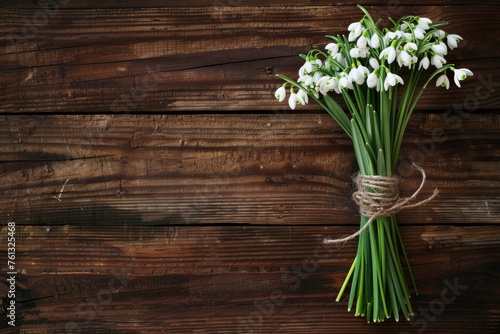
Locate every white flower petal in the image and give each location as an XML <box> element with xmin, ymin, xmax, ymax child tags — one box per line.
<box><xmin>446</xmin><ymin>34</ymin><xmax>463</xmax><ymax>50</ymax></box>
<box><xmin>453</xmin><ymin>68</ymin><xmax>473</xmax><ymax>87</ymax></box>
<box><xmin>413</xmin><ymin>27</ymin><xmax>425</xmax><ymax>40</ymax></box>
<box><xmin>431</xmin><ymin>41</ymin><xmax>448</xmax><ymax>56</ymax></box>
<box><xmin>436</xmin><ymin>74</ymin><xmax>450</xmax><ymax>89</ymax></box>
<box><xmin>370</xmin><ymin>34</ymin><xmax>380</xmax><ymax>48</ymax></box>
<box><xmin>274</xmin><ymin>86</ymin><xmax>286</xmax><ymax>102</ymax></box>
<box><xmin>369</xmin><ymin>57</ymin><xmax>380</xmax><ymax>70</ymax></box>
<box><xmin>431</xmin><ymin>54</ymin><xmax>446</xmax><ymax>69</ymax></box>
<box><xmin>367</xmin><ymin>72</ymin><xmax>378</xmax><ymax>88</ymax></box>
<box><xmin>325</xmin><ymin>43</ymin><xmax>339</xmax><ymax>55</ymax></box>
<box><xmin>379</xmin><ymin>46</ymin><xmax>396</xmax><ymax>64</ymax></box>
<box><xmin>417</xmin><ymin>17</ymin><xmax>432</xmax><ymax>30</ymax></box>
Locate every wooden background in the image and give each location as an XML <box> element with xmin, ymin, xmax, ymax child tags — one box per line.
<box><xmin>1</xmin><ymin>1</ymin><xmax>499</xmax><ymax>333</ymax></box>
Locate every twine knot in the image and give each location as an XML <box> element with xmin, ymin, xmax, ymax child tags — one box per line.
<box><xmin>324</xmin><ymin>163</ymin><xmax>438</xmax><ymax>244</ymax></box>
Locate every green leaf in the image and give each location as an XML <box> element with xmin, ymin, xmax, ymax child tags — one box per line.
<box><xmin>323</xmin><ymin>94</ymin><xmax>352</xmax><ymax>138</ymax></box>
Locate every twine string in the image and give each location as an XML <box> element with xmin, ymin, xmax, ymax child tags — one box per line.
<box><xmin>323</xmin><ymin>163</ymin><xmax>438</xmax><ymax>244</ymax></box>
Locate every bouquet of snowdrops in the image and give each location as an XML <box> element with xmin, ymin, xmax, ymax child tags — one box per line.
<box><xmin>274</xmin><ymin>5</ymin><xmax>472</xmax><ymax>323</ymax></box>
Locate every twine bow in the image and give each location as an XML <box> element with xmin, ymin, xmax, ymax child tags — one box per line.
<box><xmin>324</xmin><ymin>163</ymin><xmax>438</xmax><ymax>244</ymax></box>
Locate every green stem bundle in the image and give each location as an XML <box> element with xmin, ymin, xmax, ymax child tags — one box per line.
<box><xmin>275</xmin><ymin>5</ymin><xmax>472</xmax><ymax>323</ymax></box>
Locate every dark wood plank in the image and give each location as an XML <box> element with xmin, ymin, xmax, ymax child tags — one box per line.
<box><xmin>1</xmin><ymin>114</ymin><xmax>499</xmax><ymax>226</ymax></box>
<box><xmin>1</xmin><ymin>224</ymin><xmax>498</xmax><ymax>333</ymax></box>
<box><xmin>0</xmin><ymin>5</ymin><xmax>498</xmax><ymax>112</ymax></box>
<box><xmin>1</xmin><ymin>0</ymin><xmax>498</xmax><ymax>8</ymax></box>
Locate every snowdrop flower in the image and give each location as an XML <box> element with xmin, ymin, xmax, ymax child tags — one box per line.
<box><xmin>311</xmin><ymin>58</ymin><xmax>323</xmax><ymax>68</ymax></box>
<box><xmin>357</xmin><ymin>35</ymin><xmax>368</xmax><ymax>49</ymax></box>
<box><xmin>326</xmin><ymin>43</ymin><xmax>339</xmax><ymax>55</ymax></box>
<box><xmin>369</xmin><ymin>57</ymin><xmax>380</xmax><ymax>70</ymax></box>
<box><xmin>419</xmin><ymin>56</ymin><xmax>430</xmax><ymax>70</ymax></box>
<box><xmin>436</xmin><ymin>74</ymin><xmax>450</xmax><ymax>89</ymax></box>
<box><xmin>312</xmin><ymin>72</ymin><xmax>323</xmax><ymax>86</ymax></box>
<box><xmin>417</xmin><ymin>17</ymin><xmax>432</xmax><ymax>31</ymax></box>
<box><xmin>434</xmin><ymin>29</ymin><xmax>446</xmax><ymax>39</ymax></box>
<box><xmin>324</xmin><ymin>60</ymin><xmax>332</xmax><ymax>71</ymax></box>
<box><xmin>298</xmin><ymin>63</ymin><xmax>309</xmax><ymax>77</ymax></box>
<box><xmin>348</xmin><ymin>21</ymin><xmax>364</xmax><ymax>42</ymax></box>
<box><xmin>288</xmin><ymin>89</ymin><xmax>305</xmax><ymax>110</ymax></box>
<box><xmin>316</xmin><ymin>76</ymin><xmax>329</xmax><ymax>93</ymax></box>
<box><xmin>350</xmin><ymin>47</ymin><xmax>370</xmax><ymax>59</ymax></box>
<box><xmin>303</xmin><ymin>61</ymin><xmax>314</xmax><ymax>74</ymax></box>
<box><xmin>397</xmin><ymin>50</ymin><xmax>413</xmax><ymax>67</ymax></box>
<box><xmin>379</xmin><ymin>45</ymin><xmax>397</xmax><ymax>64</ymax></box>
<box><xmin>403</xmin><ymin>32</ymin><xmax>413</xmax><ymax>40</ymax></box>
<box><xmin>357</xmin><ymin>64</ymin><xmax>370</xmax><ymax>78</ymax></box>
<box><xmin>317</xmin><ymin>76</ymin><xmax>339</xmax><ymax>95</ymax></box>
<box><xmin>413</xmin><ymin>27</ymin><xmax>425</xmax><ymax>40</ymax></box>
<box><xmin>349</xmin><ymin>67</ymin><xmax>365</xmax><ymax>85</ymax></box>
<box><xmin>297</xmin><ymin>89</ymin><xmax>309</xmax><ymax>104</ymax></box>
<box><xmin>339</xmin><ymin>74</ymin><xmax>353</xmax><ymax>90</ymax></box>
<box><xmin>446</xmin><ymin>34</ymin><xmax>463</xmax><ymax>50</ymax></box>
<box><xmin>453</xmin><ymin>68</ymin><xmax>473</xmax><ymax>87</ymax></box>
<box><xmin>384</xmin><ymin>72</ymin><xmax>404</xmax><ymax>91</ymax></box>
<box><xmin>384</xmin><ymin>31</ymin><xmax>398</xmax><ymax>43</ymax></box>
<box><xmin>333</xmin><ymin>53</ymin><xmax>347</xmax><ymax>68</ymax></box>
<box><xmin>274</xmin><ymin>86</ymin><xmax>286</xmax><ymax>102</ymax></box>
<box><xmin>367</xmin><ymin>72</ymin><xmax>378</xmax><ymax>88</ymax></box>
<box><xmin>350</xmin><ymin>48</ymin><xmax>362</xmax><ymax>58</ymax></box>
<box><xmin>369</xmin><ymin>34</ymin><xmax>380</xmax><ymax>48</ymax></box>
<box><xmin>298</xmin><ymin>74</ymin><xmax>313</xmax><ymax>87</ymax></box>
<box><xmin>404</xmin><ymin>42</ymin><xmax>418</xmax><ymax>53</ymax></box>
<box><xmin>431</xmin><ymin>54</ymin><xmax>446</xmax><ymax>68</ymax></box>
<box><xmin>431</xmin><ymin>41</ymin><xmax>448</xmax><ymax>56</ymax></box>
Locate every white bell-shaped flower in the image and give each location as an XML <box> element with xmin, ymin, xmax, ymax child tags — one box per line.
<box><xmin>436</xmin><ymin>74</ymin><xmax>450</xmax><ymax>89</ymax></box>
<box><xmin>297</xmin><ymin>89</ymin><xmax>309</xmax><ymax>104</ymax></box>
<box><xmin>431</xmin><ymin>41</ymin><xmax>448</xmax><ymax>56</ymax></box>
<box><xmin>298</xmin><ymin>74</ymin><xmax>313</xmax><ymax>87</ymax></box>
<box><xmin>312</xmin><ymin>72</ymin><xmax>323</xmax><ymax>86</ymax></box>
<box><xmin>404</xmin><ymin>42</ymin><xmax>418</xmax><ymax>53</ymax></box>
<box><xmin>349</xmin><ymin>67</ymin><xmax>365</xmax><ymax>85</ymax></box>
<box><xmin>384</xmin><ymin>72</ymin><xmax>404</xmax><ymax>91</ymax></box>
<box><xmin>417</xmin><ymin>17</ymin><xmax>432</xmax><ymax>30</ymax></box>
<box><xmin>369</xmin><ymin>34</ymin><xmax>380</xmax><ymax>48</ymax></box>
<box><xmin>367</xmin><ymin>72</ymin><xmax>378</xmax><ymax>88</ymax></box>
<box><xmin>288</xmin><ymin>90</ymin><xmax>305</xmax><ymax>110</ymax></box>
<box><xmin>434</xmin><ymin>29</ymin><xmax>446</xmax><ymax>39</ymax></box>
<box><xmin>413</xmin><ymin>27</ymin><xmax>425</xmax><ymax>40</ymax></box>
<box><xmin>357</xmin><ymin>64</ymin><xmax>370</xmax><ymax>78</ymax></box>
<box><xmin>338</xmin><ymin>73</ymin><xmax>353</xmax><ymax>90</ymax></box>
<box><xmin>419</xmin><ymin>56</ymin><xmax>430</xmax><ymax>70</ymax></box>
<box><xmin>325</xmin><ymin>43</ymin><xmax>339</xmax><ymax>55</ymax></box>
<box><xmin>397</xmin><ymin>50</ymin><xmax>413</xmax><ymax>68</ymax></box>
<box><xmin>379</xmin><ymin>45</ymin><xmax>397</xmax><ymax>64</ymax></box>
<box><xmin>350</xmin><ymin>48</ymin><xmax>361</xmax><ymax>58</ymax></box>
<box><xmin>357</xmin><ymin>35</ymin><xmax>368</xmax><ymax>49</ymax></box>
<box><xmin>274</xmin><ymin>86</ymin><xmax>286</xmax><ymax>102</ymax></box>
<box><xmin>318</xmin><ymin>76</ymin><xmax>339</xmax><ymax>95</ymax></box>
<box><xmin>369</xmin><ymin>57</ymin><xmax>380</xmax><ymax>70</ymax></box>
<box><xmin>304</xmin><ymin>60</ymin><xmax>314</xmax><ymax>73</ymax></box>
<box><xmin>348</xmin><ymin>21</ymin><xmax>364</xmax><ymax>42</ymax></box>
<box><xmin>446</xmin><ymin>34</ymin><xmax>463</xmax><ymax>50</ymax></box>
<box><xmin>453</xmin><ymin>68</ymin><xmax>473</xmax><ymax>87</ymax></box>
<box><xmin>431</xmin><ymin>54</ymin><xmax>447</xmax><ymax>69</ymax></box>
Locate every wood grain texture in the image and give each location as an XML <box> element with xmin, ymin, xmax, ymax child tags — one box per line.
<box><xmin>1</xmin><ymin>114</ymin><xmax>499</xmax><ymax>226</ymax></box>
<box><xmin>0</xmin><ymin>225</ymin><xmax>499</xmax><ymax>333</ymax></box>
<box><xmin>0</xmin><ymin>1</ymin><xmax>499</xmax><ymax>333</ymax></box>
<box><xmin>1</xmin><ymin>0</ymin><xmax>499</xmax><ymax>8</ymax></box>
<box><xmin>1</xmin><ymin>4</ymin><xmax>499</xmax><ymax>112</ymax></box>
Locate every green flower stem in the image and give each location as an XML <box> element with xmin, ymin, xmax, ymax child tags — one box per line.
<box><xmin>336</xmin><ymin>254</ymin><xmax>358</xmax><ymax>302</ymax></box>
